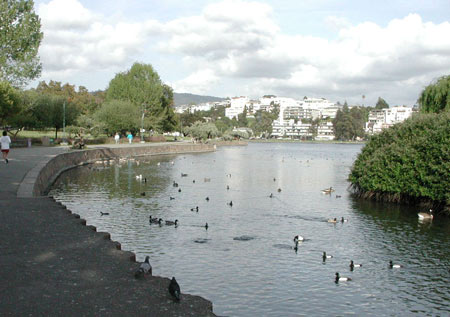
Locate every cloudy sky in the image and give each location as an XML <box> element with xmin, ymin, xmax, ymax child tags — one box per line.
<box><xmin>32</xmin><ymin>0</ymin><xmax>450</xmax><ymax>106</ymax></box>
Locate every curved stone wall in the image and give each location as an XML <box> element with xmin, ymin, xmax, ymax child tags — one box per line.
<box><xmin>32</xmin><ymin>143</ymin><xmax>215</xmax><ymax>197</ymax></box>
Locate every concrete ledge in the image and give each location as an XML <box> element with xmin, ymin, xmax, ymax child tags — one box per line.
<box><xmin>20</xmin><ymin>143</ymin><xmax>215</xmax><ymax>198</ymax></box>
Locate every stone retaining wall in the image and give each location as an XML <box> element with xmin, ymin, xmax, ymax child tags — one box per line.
<box><xmin>33</xmin><ymin>143</ymin><xmax>215</xmax><ymax>196</ymax></box>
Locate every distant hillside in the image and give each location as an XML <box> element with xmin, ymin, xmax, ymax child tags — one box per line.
<box><xmin>173</xmin><ymin>92</ymin><xmax>226</xmax><ymax>106</ymax></box>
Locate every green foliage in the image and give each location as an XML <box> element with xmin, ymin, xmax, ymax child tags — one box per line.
<box><xmin>0</xmin><ymin>0</ymin><xmax>43</xmax><ymax>87</ymax></box>
<box><xmin>94</xmin><ymin>100</ymin><xmax>140</xmax><ymax>136</ymax></box>
<box><xmin>375</xmin><ymin>97</ymin><xmax>389</xmax><ymax>110</ymax></box>
<box><xmin>184</xmin><ymin>121</ymin><xmax>219</xmax><ymax>140</ymax></box>
<box><xmin>30</xmin><ymin>94</ymin><xmax>78</xmax><ymax>138</ymax></box>
<box><xmin>0</xmin><ymin>81</ymin><xmax>20</xmax><ymax>125</ymax></box>
<box><xmin>105</xmin><ymin>63</ymin><xmax>176</xmax><ymax>132</ymax></box>
<box><xmin>349</xmin><ymin>112</ymin><xmax>450</xmax><ymax>211</ymax></box>
<box><xmin>35</xmin><ymin>80</ymin><xmax>100</xmax><ymax>115</ymax></box>
<box><xmin>333</xmin><ymin>106</ymin><xmax>367</xmax><ymax>141</ymax></box>
<box><xmin>418</xmin><ymin>75</ymin><xmax>450</xmax><ymax>113</ymax></box>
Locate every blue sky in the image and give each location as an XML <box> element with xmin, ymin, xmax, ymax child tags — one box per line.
<box><xmin>33</xmin><ymin>0</ymin><xmax>450</xmax><ymax>106</ymax></box>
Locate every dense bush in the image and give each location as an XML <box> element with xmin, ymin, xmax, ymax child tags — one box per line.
<box><xmin>349</xmin><ymin>111</ymin><xmax>450</xmax><ymax>214</ymax></box>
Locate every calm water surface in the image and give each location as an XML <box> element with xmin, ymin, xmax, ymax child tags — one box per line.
<box><xmin>49</xmin><ymin>143</ymin><xmax>450</xmax><ymax>316</ymax></box>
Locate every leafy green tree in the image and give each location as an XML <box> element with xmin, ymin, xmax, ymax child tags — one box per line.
<box><xmin>31</xmin><ymin>94</ymin><xmax>79</xmax><ymax>138</ymax></box>
<box><xmin>35</xmin><ymin>80</ymin><xmax>99</xmax><ymax>115</ymax></box>
<box><xmin>250</xmin><ymin>109</ymin><xmax>277</xmax><ymax>137</ymax></box>
<box><xmin>237</xmin><ymin>106</ymin><xmax>248</xmax><ymax>127</ymax></box>
<box><xmin>106</xmin><ymin>63</ymin><xmax>175</xmax><ymax>133</ymax></box>
<box><xmin>179</xmin><ymin>112</ymin><xmax>205</xmax><ymax>130</ymax></box>
<box><xmin>94</xmin><ymin>100</ymin><xmax>140</xmax><ymax>136</ymax></box>
<box><xmin>418</xmin><ymin>75</ymin><xmax>450</xmax><ymax>113</ymax></box>
<box><xmin>184</xmin><ymin>121</ymin><xmax>219</xmax><ymax>140</ymax></box>
<box><xmin>0</xmin><ymin>81</ymin><xmax>20</xmax><ymax>125</ymax></box>
<box><xmin>0</xmin><ymin>0</ymin><xmax>43</xmax><ymax>87</ymax></box>
<box><xmin>375</xmin><ymin>97</ymin><xmax>389</xmax><ymax>110</ymax></box>
<box><xmin>333</xmin><ymin>106</ymin><xmax>366</xmax><ymax>140</ymax></box>
<box><xmin>349</xmin><ymin>111</ymin><xmax>450</xmax><ymax>213</ymax></box>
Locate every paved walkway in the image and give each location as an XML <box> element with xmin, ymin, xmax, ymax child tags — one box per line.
<box><xmin>0</xmin><ymin>144</ymin><xmax>215</xmax><ymax>316</ymax></box>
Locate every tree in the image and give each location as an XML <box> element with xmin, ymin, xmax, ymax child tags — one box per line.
<box><xmin>95</xmin><ymin>100</ymin><xmax>140</xmax><ymax>136</ymax></box>
<box><xmin>34</xmin><ymin>80</ymin><xmax>100</xmax><ymax>115</ymax></box>
<box><xmin>106</xmin><ymin>63</ymin><xmax>176</xmax><ymax>133</ymax></box>
<box><xmin>237</xmin><ymin>106</ymin><xmax>248</xmax><ymax>127</ymax></box>
<box><xmin>31</xmin><ymin>94</ymin><xmax>79</xmax><ymax>138</ymax></box>
<box><xmin>184</xmin><ymin>121</ymin><xmax>219</xmax><ymax>140</ymax></box>
<box><xmin>250</xmin><ymin>109</ymin><xmax>277</xmax><ymax>137</ymax></box>
<box><xmin>375</xmin><ymin>97</ymin><xmax>389</xmax><ymax>110</ymax></box>
<box><xmin>0</xmin><ymin>81</ymin><xmax>20</xmax><ymax>125</ymax></box>
<box><xmin>333</xmin><ymin>106</ymin><xmax>366</xmax><ymax>140</ymax></box>
<box><xmin>0</xmin><ymin>0</ymin><xmax>43</xmax><ymax>87</ymax></box>
<box><xmin>418</xmin><ymin>75</ymin><xmax>450</xmax><ymax>113</ymax></box>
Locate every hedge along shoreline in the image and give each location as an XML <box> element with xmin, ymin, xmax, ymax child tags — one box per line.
<box><xmin>348</xmin><ymin>111</ymin><xmax>450</xmax><ymax>215</ymax></box>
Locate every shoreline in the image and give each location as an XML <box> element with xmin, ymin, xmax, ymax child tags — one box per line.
<box><xmin>0</xmin><ymin>143</ymin><xmax>216</xmax><ymax>316</ymax></box>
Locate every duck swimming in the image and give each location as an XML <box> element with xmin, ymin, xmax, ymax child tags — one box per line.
<box><xmin>389</xmin><ymin>261</ymin><xmax>402</xmax><ymax>268</ymax></box>
<box><xmin>327</xmin><ymin>218</ymin><xmax>337</xmax><ymax>223</ymax></box>
<box><xmin>205</xmin><ymin>222</ymin><xmax>209</xmax><ymax>230</ymax></box>
<box><xmin>100</xmin><ymin>212</ymin><xmax>109</xmax><ymax>216</ymax></box>
<box><xmin>165</xmin><ymin>219</ymin><xmax>178</xmax><ymax>226</ymax></box>
<box><xmin>227</xmin><ymin>201</ymin><xmax>233</xmax><ymax>207</ymax></box>
<box><xmin>323</xmin><ymin>252</ymin><xmax>333</xmax><ymax>261</ymax></box>
<box><xmin>321</xmin><ymin>187</ymin><xmax>335</xmax><ymax>194</ymax></box>
<box><xmin>335</xmin><ymin>272</ymin><xmax>352</xmax><ymax>283</ymax></box>
<box><xmin>350</xmin><ymin>260</ymin><xmax>362</xmax><ymax>270</ymax></box>
<box><xmin>418</xmin><ymin>209</ymin><xmax>433</xmax><ymax>220</ymax></box>
<box><xmin>341</xmin><ymin>217</ymin><xmax>348</xmax><ymax>223</ymax></box>
<box><xmin>293</xmin><ymin>235</ymin><xmax>304</xmax><ymax>243</ymax></box>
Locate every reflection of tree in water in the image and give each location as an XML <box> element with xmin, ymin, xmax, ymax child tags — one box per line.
<box><xmin>50</xmin><ymin>155</ymin><xmax>176</xmax><ymax>202</ymax></box>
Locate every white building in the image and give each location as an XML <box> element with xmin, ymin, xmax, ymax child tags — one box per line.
<box><xmin>315</xmin><ymin>122</ymin><xmax>335</xmax><ymax>141</ymax></box>
<box><xmin>225</xmin><ymin>97</ymin><xmax>249</xmax><ymax>119</ymax></box>
<box><xmin>365</xmin><ymin>106</ymin><xmax>414</xmax><ymax>134</ymax></box>
<box><xmin>272</xmin><ymin>119</ymin><xmax>313</xmax><ymax>139</ymax></box>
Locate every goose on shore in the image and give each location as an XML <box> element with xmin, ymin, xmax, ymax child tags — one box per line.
<box><xmin>418</xmin><ymin>209</ymin><xmax>433</xmax><ymax>220</ymax></box>
<box><xmin>335</xmin><ymin>272</ymin><xmax>351</xmax><ymax>282</ymax></box>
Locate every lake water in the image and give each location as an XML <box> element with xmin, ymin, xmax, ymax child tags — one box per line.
<box><xmin>49</xmin><ymin>142</ymin><xmax>450</xmax><ymax>316</ymax></box>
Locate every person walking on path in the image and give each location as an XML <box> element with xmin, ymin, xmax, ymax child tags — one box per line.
<box><xmin>127</xmin><ymin>132</ymin><xmax>133</xmax><ymax>144</ymax></box>
<box><xmin>1</xmin><ymin>131</ymin><xmax>11</xmax><ymax>163</ymax></box>
<box><xmin>114</xmin><ymin>132</ymin><xmax>120</xmax><ymax>144</ymax></box>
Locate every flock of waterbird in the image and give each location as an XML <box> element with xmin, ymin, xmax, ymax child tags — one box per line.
<box><xmin>99</xmin><ymin>157</ymin><xmax>435</xmax><ymax>298</ymax></box>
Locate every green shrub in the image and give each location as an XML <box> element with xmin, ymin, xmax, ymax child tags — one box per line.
<box><xmin>349</xmin><ymin>111</ymin><xmax>450</xmax><ymax>214</ymax></box>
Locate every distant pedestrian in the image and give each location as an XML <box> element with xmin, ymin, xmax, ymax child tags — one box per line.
<box><xmin>127</xmin><ymin>132</ymin><xmax>133</xmax><ymax>144</ymax></box>
<box><xmin>114</xmin><ymin>132</ymin><xmax>120</xmax><ymax>144</ymax></box>
<box><xmin>1</xmin><ymin>131</ymin><xmax>11</xmax><ymax>164</ymax></box>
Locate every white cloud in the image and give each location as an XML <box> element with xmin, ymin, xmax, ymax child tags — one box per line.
<box><xmin>172</xmin><ymin>69</ymin><xmax>219</xmax><ymax>94</ymax></box>
<box><xmin>35</xmin><ymin>0</ymin><xmax>450</xmax><ymax>105</ymax></box>
<box><xmin>37</xmin><ymin>0</ymin><xmax>162</xmax><ymax>80</ymax></box>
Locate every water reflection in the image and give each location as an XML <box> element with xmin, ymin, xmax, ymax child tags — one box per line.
<box><xmin>50</xmin><ymin>143</ymin><xmax>450</xmax><ymax>316</ymax></box>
